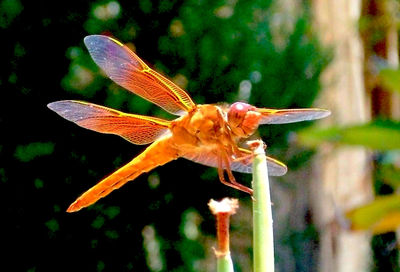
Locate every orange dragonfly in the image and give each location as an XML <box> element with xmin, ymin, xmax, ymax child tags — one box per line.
<box><xmin>48</xmin><ymin>35</ymin><xmax>330</xmax><ymax>212</ymax></box>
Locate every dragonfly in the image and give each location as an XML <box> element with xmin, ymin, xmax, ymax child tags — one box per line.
<box><xmin>48</xmin><ymin>35</ymin><xmax>330</xmax><ymax>212</ymax></box>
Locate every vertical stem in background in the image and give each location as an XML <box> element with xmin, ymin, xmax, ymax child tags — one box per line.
<box><xmin>250</xmin><ymin>140</ymin><xmax>274</xmax><ymax>272</ymax></box>
<box><xmin>209</xmin><ymin>198</ymin><xmax>238</xmax><ymax>272</ymax></box>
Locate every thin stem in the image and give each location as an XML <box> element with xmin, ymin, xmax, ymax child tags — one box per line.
<box><xmin>209</xmin><ymin>198</ymin><xmax>238</xmax><ymax>272</ymax></box>
<box><xmin>250</xmin><ymin>140</ymin><xmax>274</xmax><ymax>272</ymax></box>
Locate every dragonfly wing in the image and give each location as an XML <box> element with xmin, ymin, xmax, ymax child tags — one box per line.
<box><xmin>84</xmin><ymin>35</ymin><xmax>196</xmax><ymax>115</ymax></box>
<box><xmin>67</xmin><ymin>136</ymin><xmax>179</xmax><ymax>212</ymax></box>
<box><xmin>182</xmin><ymin>148</ymin><xmax>287</xmax><ymax>176</ymax></box>
<box><xmin>235</xmin><ymin>148</ymin><xmax>287</xmax><ymax>176</ymax></box>
<box><xmin>48</xmin><ymin>100</ymin><xmax>171</xmax><ymax>145</ymax></box>
<box><xmin>257</xmin><ymin>108</ymin><xmax>330</xmax><ymax>124</ymax></box>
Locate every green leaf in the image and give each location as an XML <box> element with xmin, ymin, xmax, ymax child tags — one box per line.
<box><xmin>377</xmin><ymin>163</ymin><xmax>400</xmax><ymax>189</ymax></box>
<box><xmin>97</xmin><ymin>260</ymin><xmax>105</xmax><ymax>272</ymax></box>
<box><xmin>92</xmin><ymin>215</ymin><xmax>105</xmax><ymax>229</ymax></box>
<box><xmin>103</xmin><ymin>206</ymin><xmax>120</xmax><ymax>219</ymax></box>
<box><xmin>105</xmin><ymin>230</ymin><xmax>119</xmax><ymax>239</ymax></box>
<box><xmin>45</xmin><ymin>218</ymin><xmax>60</xmax><ymax>233</ymax></box>
<box><xmin>297</xmin><ymin>120</ymin><xmax>400</xmax><ymax>151</ymax></box>
<box><xmin>14</xmin><ymin>142</ymin><xmax>55</xmax><ymax>162</ymax></box>
<box><xmin>34</xmin><ymin>178</ymin><xmax>44</xmax><ymax>189</ymax></box>
<box><xmin>346</xmin><ymin>194</ymin><xmax>400</xmax><ymax>234</ymax></box>
<box><xmin>379</xmin><ymin>68</ymin><xmax>400</xmax><ymax>94</ymax></box>
<box><xmin>0</xmin><ymin>0</ymin><xmax>23</xmax><ymax>28</ymax></box>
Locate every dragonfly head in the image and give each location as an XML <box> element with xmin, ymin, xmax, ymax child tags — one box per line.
<box><xmin>227</xmin><ymin>102</ymin><xmax>261</xmax><ymax>138</ymax></box>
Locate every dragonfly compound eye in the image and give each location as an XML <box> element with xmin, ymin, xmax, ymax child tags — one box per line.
<box><xmin>228</xmin><ymin>102</ymin><xmax>255</xmax><ymax>124</ymax></box>
<box><xmin>227</xmin><ymin>102</ymin><xmax>259</xmax><ymax>137</ymax></box>
<box><xmin>229</xmin><ymin>102</ymin><xmax>254</xmax><ymax>115</ymax></box>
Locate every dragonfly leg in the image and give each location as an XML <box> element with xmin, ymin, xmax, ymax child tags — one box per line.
<box><xmin>216</xmin><ymin>155</ymin><xmax>253</xmax><ymax>195</ymax></box>
<box><xmin>232</xmin><ymin>146</ymin><xmax>253</xmax><ymax>165</ymax></box>
<box><xmin>217</xmin><ymin>166</ymin><xmax>252</xmax><ymax>194</ymax></box>
<box><xmin>223</xmin><ymin>155</ymin><xmax>253</xmax><ymax>195</ymax></box>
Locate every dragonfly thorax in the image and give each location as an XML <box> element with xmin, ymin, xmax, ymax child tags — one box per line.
<box><xmin>171</xmin><ymin>104</ymin><xmax>233</xmax><ymax>148</ymax></box>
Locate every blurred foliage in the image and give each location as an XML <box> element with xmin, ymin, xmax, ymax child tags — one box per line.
<box><xmin>346</xmin><ymin>194</ymin><xmax>400</xmax><ymax>234</ymax></box>
<box><xmin>1</xmin><ymin>0</ymin><xmax>329</xmax><ymax>271</ymax></box>
<box><xmin>376</xmin><ymin>152</ymin><xmax>400</xmax><ymax>189</ymax></box>
<box><xmin>14</xmin><ymin>141</ymin><xmax>55</xmax><ymax>162</ymax></box>
<box><xmin>297</xmin><ymin>120</ymin><xmax>400</xmax><ymax>151</ymax></box>
<box><xmin>360</xmin><ymin>2</ymin><xmax>400</xmax><ymax>270</ymax></box>
<box><xmin>364</xmin><ymin>151</ymin><xmax>400</xmax><ymax>236</ymax></box>
<box><xmin>297</xmin><ymin>66</ymin><xmax>400</xmax><ymax>239</ymax></box>
<box><xmin>297</xmin><ymin>93</ymin><xmax>400</xmax><ymax>238</ymax></box>
<box><xmin>372</xmin><ymin>232</ymin><xmax>399</xmax><ymax>272</ymax></box>
<box><xmin>379</xmin><ymin>68</ymin><xmax>400</xmax><ymax>94</ymax></box>
<box><xmin>295</xmin><ymin>4</ymin><xmax>400</xmax><ymax>270</ymax></box>
<box><xmin>0</xmin><ymin>0</ymin><xmax>23</xmax><ymax>28</ymax></box>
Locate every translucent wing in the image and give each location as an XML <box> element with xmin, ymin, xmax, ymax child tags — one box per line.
<box><xmin>47</xmin><ymin>100</ymin><xmax>171</xmax><ymax>145</ymax></box>
<box><xmin>257</xmin><ymin>108</ymin><xmax>331</xmax><ymax>124</ymax></box>
<box><xmin>182</xmin><ymin>147</ymin><xmax>287</xmax><ymax>176</ymax></box>
<box><xmin>84</xmin><ymin>35</ymin><xmax>196</xmax><ymax>115</ymax></box>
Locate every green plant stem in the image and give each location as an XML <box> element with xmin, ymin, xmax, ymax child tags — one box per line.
<box><xmin>217</xmin><ymin>253</ymin><xmax>234</xmax><ymax>272</ymax></box>
<box><xmin>252</xmin><ymin>141</ymin><xmax>274</xmax><ymax>272</ymax></box>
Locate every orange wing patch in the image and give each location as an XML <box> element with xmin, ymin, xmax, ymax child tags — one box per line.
<box><xmin>47</xmin><ymin>100</ymin><xmax>171</xmax><ymax>145</ymax></box>
<box><xmin>84</xmin><ymin>35</ymin><xmax>196</xmax><ymax>115</ymax></box>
